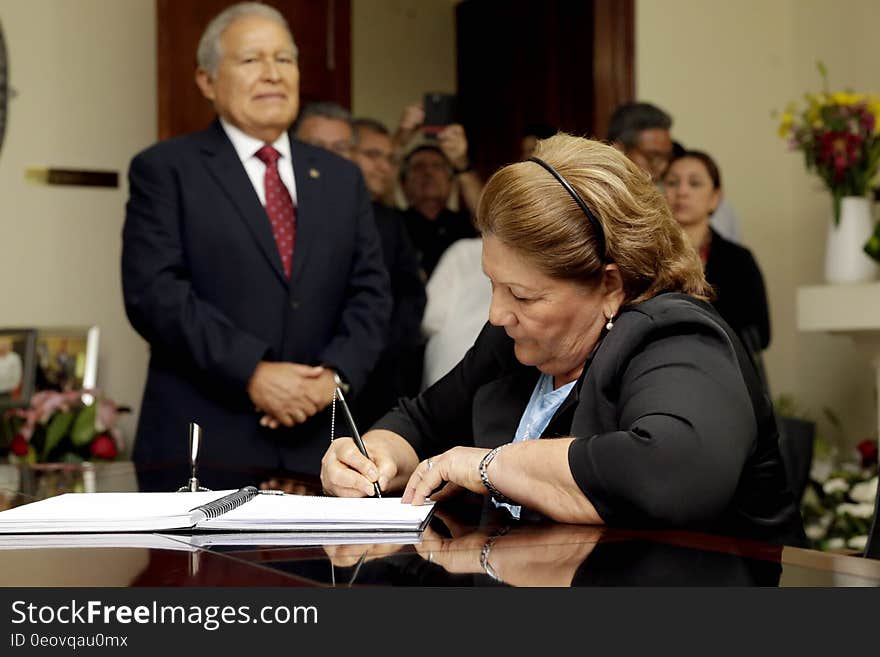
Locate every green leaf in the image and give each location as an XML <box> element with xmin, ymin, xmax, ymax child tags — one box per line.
<box><xmin>822</xmin><ymin>407</ymin><xmax>842</xmax><ymax>431</ymax></box>
<box><xmin>70</xmin><ymin>403</ymin><xmax>97</xmax><ymax>447</ymax></box>
<box><xmin>864</xmin><ymin>222</ymin><xmax>880</xmax><ymax>263</ymax></box>
<box><xmin>42</xmin><ymin>411</ymin><xmax>75</xmax><ymax>461</ymax></box>
<box><xmin>61</xmin><ymin>452</ymin><xmax>84</xmax><ymax>464</ymax></box>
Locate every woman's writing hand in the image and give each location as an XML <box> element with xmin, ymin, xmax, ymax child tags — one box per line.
<box><xmin>320</xmin><ymin>436</ymin><xmax>398</xmax><ymax>497</ymax></box>
<box><xmin>320</xmin><ymin>430</ymin><xmax>418</xmax><ymax>497</ymax></box>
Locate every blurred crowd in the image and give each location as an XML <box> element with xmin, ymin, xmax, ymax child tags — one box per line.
<box><xmin>293</xmin><ymin>98</ymin><xmax>770</xmax><ymax>425</ymax></box>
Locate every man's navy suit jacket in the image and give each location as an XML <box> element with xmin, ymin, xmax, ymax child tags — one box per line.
<box><xmin>122</xmin><ymin>120</ymin><xmax>391</xmax><ymax>487</ymax></box>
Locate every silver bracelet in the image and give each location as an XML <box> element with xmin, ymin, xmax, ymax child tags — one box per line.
<box><xmin>479</xmin><ymin>445</ymin><xmax>514</xmax><ymax>504</ymax></box>
<box><xmin>479</xmin><ymin>527</ymin><xmax>510</xmax><ymax>582</ymax></box>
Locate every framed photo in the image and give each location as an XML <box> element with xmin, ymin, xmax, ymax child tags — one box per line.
<box><xmin>0</xmin><ymin>328</ymin><xmax>37</xmax><ymax>410</ymax></box>
<box><xmin>34</xmin><ymin>326</ymin><xmax>99</xmax><ymax>392</ymax></box>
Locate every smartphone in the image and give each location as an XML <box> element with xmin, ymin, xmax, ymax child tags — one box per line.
<box><xmin>423</xmin><ymin>92</ymin><xmax>456</xmax><ymax>136</ymax></box>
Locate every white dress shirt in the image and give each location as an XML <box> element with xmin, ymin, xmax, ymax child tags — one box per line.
<box><xmin>421</xmin><ymin>237</ymin><xmax>492</xmax><ymax>389</ymax></box>
<box><xmin>219</xmin><ymin>118</ymin><xmax>298</xmax><ymax>205</ymax></box>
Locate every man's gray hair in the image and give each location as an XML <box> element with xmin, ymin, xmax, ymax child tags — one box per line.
<box><xmin>297</xmin><ymin>101</ymin><xmax>351</xmax><ymax>124</ymax></box>
<box><xmin>606</xmin><ymin>102</ymin><xmax>673</xmax><ymax>148</ymax></box>
<box><xmin>293</xmin><ymin>102</ymin><xmax>352</xmax><ymax>136</ymax></box>
<box><xmin>351</xmin><ymin>117</ymin><xmax>390</xmax><ymax>147</ymax></box>
<box><xmin>197</xmin><ymin>2</ymin><xmax>297</xmax><ymax>76</ymax></box>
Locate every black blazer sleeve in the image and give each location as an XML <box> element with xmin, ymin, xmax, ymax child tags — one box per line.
<box><xmin>122</xmin><ymin>146</ymin><xmax>269</xmax><ymax>392</ymax></box>
<box><xmin>388</xmin><ymin>218</ymin><xmax>427</xmax><ymax>348</ymax></box>
<box><xmin>705</xmin><ymin>231</ymin><xmax>771</xmax><ymax>350</ymax></box>
<box><xmin>373</xmin><ymin>323</ymin><xmax>511</xmax><ymax>458</ymax></box>
<box><xmin>315</xmin><ymin>177</ymin><xmax>392</xmax><ymax>391</ymax></box>
<box><xmin>567</xmin><ymin>315</ymin><xmax>757</xmax><ymax>527</ymax></box>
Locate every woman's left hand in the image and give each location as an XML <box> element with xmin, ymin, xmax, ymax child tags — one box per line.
<box><xmin>401</xmin><ymin>446</ymin><xmax>489</xmax><ymax>505</ymax></box>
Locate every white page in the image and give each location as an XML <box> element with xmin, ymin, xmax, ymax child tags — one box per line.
<box><xmin>0</xmin><ymin>491</ymin><xmax>235</xmax><ymax>533</ymax></box>
<box><xmin>197</xmin><ymin>495</ymin><xmax>435</xmax><ymax>531</ymax></box>
<box><xmin>0</xmin><ymin>533</ymin><xmax>198</xmax><ymax>551</ymax></box>
<box><xmin>164</xmin><ymin>531</ymin><xmax>423</xmax><ymax>548</ymax></box>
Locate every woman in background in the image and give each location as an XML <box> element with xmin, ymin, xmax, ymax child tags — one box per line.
<box><xmin>663</xmin><ymin>150</ymin><xmax>770</xmax><ymax>352</ymax></box>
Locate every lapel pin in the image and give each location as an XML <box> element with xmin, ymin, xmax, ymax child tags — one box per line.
<box><xmin>309</xmin><ymin>168</ymin><xmax>320</xmax><ymax>179</ymax></box>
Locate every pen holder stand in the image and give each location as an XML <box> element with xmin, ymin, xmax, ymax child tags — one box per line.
<box><xmin>177</xmin><ymin>478</ymin><xmax>211</xmax><ymax>493</ymax></box>
<box><xmin>176</xmin><ymin>421</ymin><xmax>210</xmax><ymax>492</ymax></box>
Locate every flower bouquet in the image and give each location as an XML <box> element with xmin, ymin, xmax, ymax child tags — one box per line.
<box><xmin>0</xmin><ymin>390</ymin><xmax>128</xmax><ymax>464</ymax></box>
<box><xmin>802</xmin><ymin>438</ymin><xmax>878</xmax><ymax>552</ymax></box>
<box><xmin>777</xmin><ymin>63</ymin><xmax>880</xmax><ymax>263</ymax></box>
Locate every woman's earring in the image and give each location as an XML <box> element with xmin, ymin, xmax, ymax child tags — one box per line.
<box><xmin>605</xmin><ymin>314</ymin><xmax>614</xmax><ymax>331</ymax></box>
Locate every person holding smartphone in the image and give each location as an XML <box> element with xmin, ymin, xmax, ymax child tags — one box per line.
<box><xmin>394</xmin><ymin>101</ymin><xmax>482</xmax><ymax>279</ymax></box>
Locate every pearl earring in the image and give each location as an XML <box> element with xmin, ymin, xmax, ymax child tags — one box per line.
<box><xmin>605</xmin><ymin>314</ymin><xmax>614</xmax><ymax>331</ymax></box>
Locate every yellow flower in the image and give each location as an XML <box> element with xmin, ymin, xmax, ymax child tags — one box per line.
<box><xmin>830</xmin><ymin>91</ymin><xmax>863</xmax><ymax>106</ymax></box>
<box><xmin>870</xmin><ymin>100</ymin><xmax>880</xmax><ymax>134</ymax></box>
<box><xmin>778</xmin><ymin>112</ymin><xmax>794</xmax><ymax>138</ymax></box>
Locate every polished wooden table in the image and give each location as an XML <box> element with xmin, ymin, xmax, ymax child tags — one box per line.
<box><xmin>1</xmin><ymin>464</ymin><xmax>878</xmax><ymax>587</ymax></box>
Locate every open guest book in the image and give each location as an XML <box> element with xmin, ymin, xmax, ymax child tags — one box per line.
<box><xmin>0</xmin><ymin>532</ymin><xmax>424</xmax><ymax>550</ymax></box>
<box><xmin>0</xmin><ymin>487</ymin><xmax>435</xmax><ymax>534</ymax></box>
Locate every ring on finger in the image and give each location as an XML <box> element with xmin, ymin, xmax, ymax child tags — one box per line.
<box><xmin>426</xmin><ymin>458</ymin><xmax>434</xmax><ymax>471</ymax></box>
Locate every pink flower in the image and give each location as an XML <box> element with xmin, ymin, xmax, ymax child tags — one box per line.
<box><xmin>96</xmin><ymin>398</ymin><xmax>120</xmax><ymax>432</ymax></box>
<box><xmin>31</xmin><ymin>390</ymin><xmax>81</xmax><ymax>423</ymax></box>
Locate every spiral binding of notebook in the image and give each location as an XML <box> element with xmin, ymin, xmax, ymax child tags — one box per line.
<box><xmin>196</xmin><ymin>486</ymin><xmax>259</xmax><ymax>519</ymax></box>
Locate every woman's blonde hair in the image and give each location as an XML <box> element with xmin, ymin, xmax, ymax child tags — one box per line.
<box><xmin>475</xmin><ymin>133</ymin><xmax>710</xmax><ymax>304</ymax></box>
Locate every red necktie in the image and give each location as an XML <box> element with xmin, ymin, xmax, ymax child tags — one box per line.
<box><xmin>255</xmin><ymin>145</ymin><xmax>296</xmax><ymax>278</ymax></box>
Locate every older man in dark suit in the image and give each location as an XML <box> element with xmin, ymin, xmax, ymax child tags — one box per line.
<box><xmin>122</xmin><ymin>2</ymin><xmax>390</xmax><ymax>490</ymax></box>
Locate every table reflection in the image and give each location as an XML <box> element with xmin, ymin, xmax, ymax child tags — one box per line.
<box><xmin>221</xmin><ymin>511</ymin><xmax>783</xmax><ymax>587</ymax></box>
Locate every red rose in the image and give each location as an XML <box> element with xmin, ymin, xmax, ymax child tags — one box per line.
<box><xmin>89</xmin><ymin>433</ymin><xmax>118</xmax><ymax>460</ymax></box>
<box><xmin>856</xmin><ymin>439</ymin><xmax>878</xmax><ymax>468</ymax></box>
<box><xmin>10</xmin><ymin>433</ymin><xmax>29</xmax><ymax>456</ymax></box>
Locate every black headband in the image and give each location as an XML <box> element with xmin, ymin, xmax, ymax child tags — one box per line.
<box><xmin>527</xmin><ymin>156</ymin><xmax>607</xmax><ymax>261</ymax></box>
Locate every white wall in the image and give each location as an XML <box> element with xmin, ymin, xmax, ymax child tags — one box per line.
<box><xmin>351</xmin><ymin>0</ymin><xmax>457</xmax><ymax>129</ymax></box>
<box><xmin>789</xmin><ymin>0</ymin><xmax>880</xmax><ymax>446</ymax></box>
<box><xmin>637</xmin><ymin>0</ymin><xmax>880</xmax><ymax>447</ymax></box>
<box><xmin>0</xmin><ymin>0</ymin><xmax>156</xmax><ymax>446</ymax></box>
<box><xmin>637</xmin><ymin>0</ymin><xmax>799</xmax><ymax>398</ymax></box>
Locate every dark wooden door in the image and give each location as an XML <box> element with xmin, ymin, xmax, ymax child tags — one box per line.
<box><xmin>455</xmin><ymin>0</ymin><xmax>633</xmax><ymax>178</ymax></box>
<box><xmin>157</xmin><ymin>0</ymin><xmax>351</xmax><ymax>140</ymax></box>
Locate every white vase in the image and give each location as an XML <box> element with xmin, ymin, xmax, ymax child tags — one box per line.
<box><xmin>824</xmin><ymin>196</ymin><xmax>878</xmax><ymax>284</ymax></box>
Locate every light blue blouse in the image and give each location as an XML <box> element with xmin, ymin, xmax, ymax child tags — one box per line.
<box><xmin>493</xmin><ymin>372</ymin><xmax>576</xmax><ymax>519</ymax></box>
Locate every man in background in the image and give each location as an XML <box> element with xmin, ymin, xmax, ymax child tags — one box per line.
<box><xmin>398</xmin><ymin>144</ymin><xmax>479</xmax><ymax>278</ymax></box>
<box><xmin>393</xmin><ymin>103</ymin><xmax>481</xmax><ymax>279</ymax></box>
<box><xmin>351</xmin><ymin>117</ymin><xmax>397</xmax><ymax>205</ymax></box>
<box><xmin>293</xmin><ymin>101</ymin><xmax>353</xmax><ymax>159</ymax></box>
<box><xmin>122</xmin><ymin>3</ymin><xmax>390</xmax><ymax>489</ymax></box>
<box><xmin>296</xmin><ymin>106</ymin><xmax>426</xmax><ymax>425</ymax></box>
<box><xmin>607</xmin><ymin>101</ymin><xmax>742</xmax><ymax>243</ymax></box>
